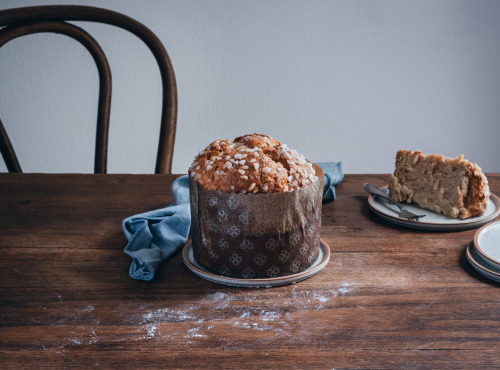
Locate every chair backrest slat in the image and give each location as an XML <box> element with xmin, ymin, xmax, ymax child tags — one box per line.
<box><xmin>0</xmin><ymin>5</ymin><xmax>177</xmax><ymax>174</ymax></box>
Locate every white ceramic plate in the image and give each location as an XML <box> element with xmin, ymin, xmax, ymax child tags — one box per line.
<box><xmin>466</xmin><ymin>242</ymin><xmax>500</xmax><ymax>283</ymax></box>
<box><xmin>182</xmin><ymin>239</ymin><xmax>330</xmax><ymax>288</ymax></box>
<box><xmin>473</xmin><ymin>220</ymin><xmax>500</xmax><ymax>270</ymax></box>
<box><xmin>367</xmin><ymin>186</ymin><xmax>500</xmax><ymax>230</ymax></box>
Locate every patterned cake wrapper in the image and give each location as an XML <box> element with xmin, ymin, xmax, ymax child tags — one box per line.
<box><xmin>189</xmin><ymin>165</ymin><xmax>324</xmax><ymax>279</ymax></box>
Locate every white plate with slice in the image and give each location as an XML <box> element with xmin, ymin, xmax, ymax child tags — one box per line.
<box><xmin>182</xmin><ymin>239</ymin><xmax>330</xmax><ymax>288</ymax></box>
<box><xmin>367</xmin><ymin>186</ymin><xmax>500</xmax><ymax>231</ymax></box>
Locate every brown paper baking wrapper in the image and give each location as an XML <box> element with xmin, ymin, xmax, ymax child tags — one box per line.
<box><xmin>189</xmin><ymin>165</ymin><xmax>324</xmax><ymax>279</ymax></box>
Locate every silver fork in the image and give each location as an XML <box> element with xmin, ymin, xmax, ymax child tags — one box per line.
<box><xmin>363</xmin><ymin>183</ymin><xmax>426</xmax><ymax>221</ymax></box>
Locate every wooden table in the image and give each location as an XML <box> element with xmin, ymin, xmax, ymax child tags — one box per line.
<box><xmin>1</xmin><ymin>173</ymin><xmax>499</xmax><ymax>368</ymax></box>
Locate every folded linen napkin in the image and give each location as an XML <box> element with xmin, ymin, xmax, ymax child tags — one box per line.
<box><xmin>316</xmin><ymin>161</ymin><xmax>344</xmax><ymax>203</ymax></box>
<box><xmin>123</xmin><ymin>161</ymin><xmax>343</xmax><ymax>281</ymax></box>
<box><xmin>123</xmin><ymin>176</ymin><xmax>191</xmax><ymax>281</ymax></box>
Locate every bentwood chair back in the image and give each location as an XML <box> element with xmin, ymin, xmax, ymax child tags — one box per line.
<box><xmin>0</xmin><ymin>5</ymin><xmax>177</xmax><ymax>174</ymax></box>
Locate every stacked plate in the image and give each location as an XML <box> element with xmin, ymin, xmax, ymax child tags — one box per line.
<box><xmin>467</xmin><ymin>221</ymin><xmax>500</xmax><ymax>283</ymax></box>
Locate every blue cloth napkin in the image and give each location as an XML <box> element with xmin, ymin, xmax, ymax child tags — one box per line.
<box><xmin>123</xmin><ymin>162</ymin><xmax>343</xmax><ymax>281</ymax></box>
<box><xmin>122</xmin><ymin>176</ymin><xmax>191</xmax><ymax>281</ymax></box>
<box><xmin>316</xmin><ymin>161</ymin><xmax>344</xmax><ymax>203</ymax></box>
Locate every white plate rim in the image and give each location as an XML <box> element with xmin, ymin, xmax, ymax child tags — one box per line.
<box><xmin>473</xmin><ymin>220</ymin><xmax>500</xmax><ymax>270</ymax></box>
<box><xmin>367</xmin><ymin>185</ymin><xmax>500</xmax><ymax>231</ymax></box>
<box><xmin>182</xmin><ymin>239</ymin><xmax>331</xmax><ymax>288</ymax></box>
<box><xmin>466</xmin><ymin>242</ymin><xmax>500</xmax><ymax>283</ymax></box>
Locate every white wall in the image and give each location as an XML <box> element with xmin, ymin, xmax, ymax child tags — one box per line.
<box><xmin>1</xmin><ymin>0</ymin><xmax>499</xmax><ymax>174</ymax></box>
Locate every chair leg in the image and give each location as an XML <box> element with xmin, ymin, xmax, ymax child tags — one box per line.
<box><xmin>0</xmin><ymin>118</ymin><xmax>22</xmax><ymax>173</ymax></box>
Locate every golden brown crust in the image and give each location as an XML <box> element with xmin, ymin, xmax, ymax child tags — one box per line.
<box><xmin>464</xmin><ymin>162</ymin><xmax>490</xmax><ymax>218</ymax></box>
<box><xmin>388</xmin><ymin>150</ymin><xmax>490</xmax><ymax>219</ymax></box>
<box><xmin>189</xmin><ymin>133</ymin><xmax>317</xmax><ymax>193</ymax></box>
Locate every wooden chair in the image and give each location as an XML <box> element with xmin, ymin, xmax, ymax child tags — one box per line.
<box><xmin>0</xmin><ymin>5</ymin><xmax>177</xmax><ymax>174</ymax></box>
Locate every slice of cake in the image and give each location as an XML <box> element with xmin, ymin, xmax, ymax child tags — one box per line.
<box><xmin>388</xmin><ymin>150</ymin><xmax>490</xmax><ymax>219</ymax></box>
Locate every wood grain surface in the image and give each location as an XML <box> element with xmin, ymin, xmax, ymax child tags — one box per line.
<box><xmin>1</xmin><ymin>173</ymin><xmax>499</xmax><ymax>368</ymax></box>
